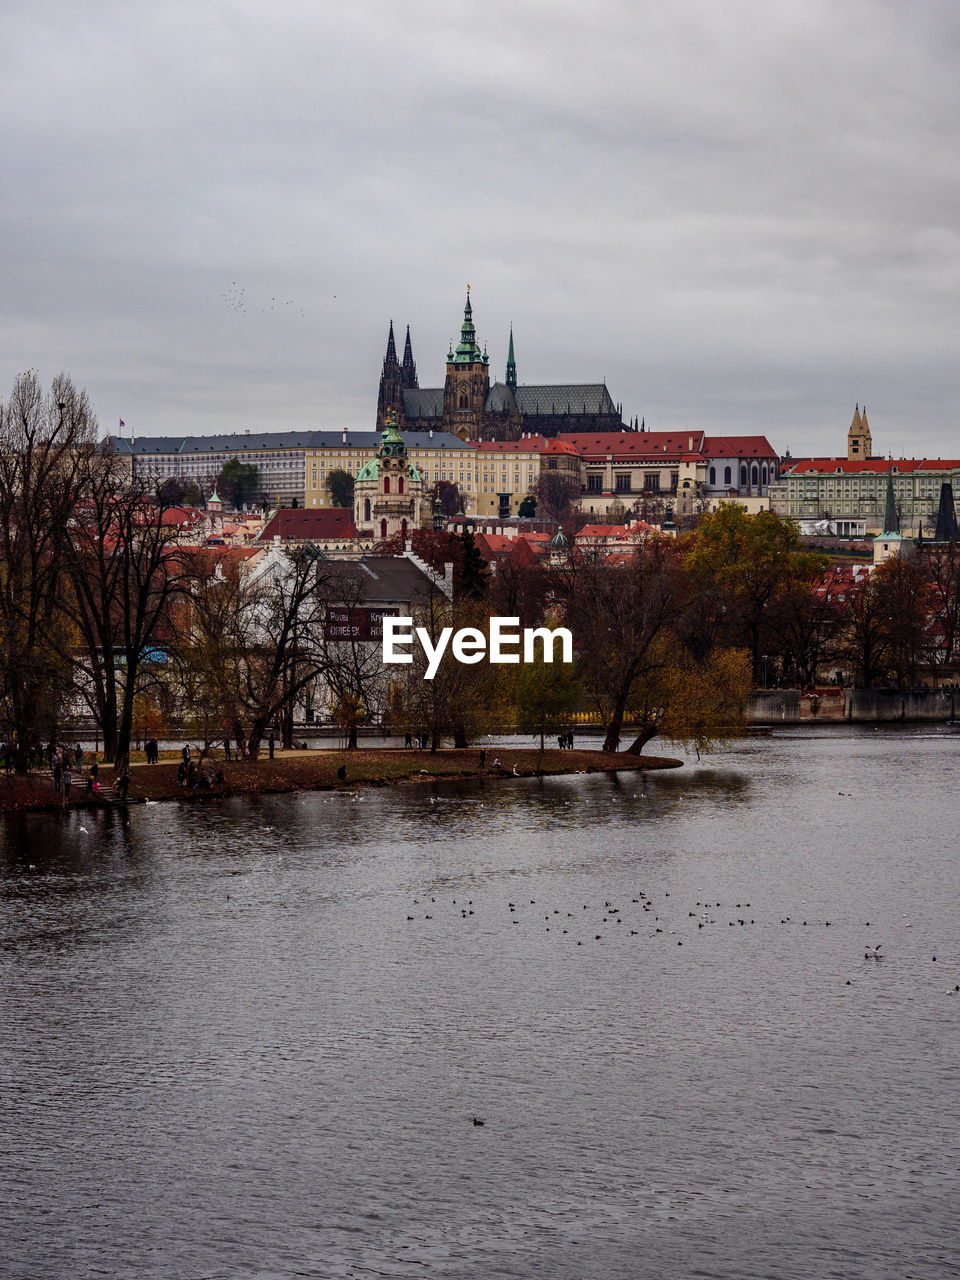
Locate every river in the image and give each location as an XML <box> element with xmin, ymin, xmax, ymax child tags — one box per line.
<box><xmin>2</xmin><ymin>727</ymin><xmax>959</xmax><ymax>1278</ymax></box>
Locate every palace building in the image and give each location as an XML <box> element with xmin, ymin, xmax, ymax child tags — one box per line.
<box><xmin>376</xmin><ymin>289</ymin><xmax>625</xmax><ymax>442</ymax></box>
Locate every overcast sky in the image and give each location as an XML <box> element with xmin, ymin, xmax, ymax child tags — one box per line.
<box><xmin>2</xmin><ymin>0</ymin><xmax>958</xmax><ymax>457</ymax></box>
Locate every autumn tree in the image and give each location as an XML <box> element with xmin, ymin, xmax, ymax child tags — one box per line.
<box><xmin>432</xmin><ymin>479</ymin><xmax>464</xmax><ymax>517</ymax></box>
<box><xmin>683</xmin><ymin>506</ymin><xmax>827</xmax><ymax>682</ymax></box>
<box><xmin>514</xmin><ymin>635</ymin><xmax>580</xmax><ymax>768</ymax></box>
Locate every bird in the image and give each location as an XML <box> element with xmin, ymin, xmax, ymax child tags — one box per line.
<box><xmin>864</xmin><ymin>944</ymin><xmax>883</xmax><ymax>959</ymax></box>
<box><xmin>473</xmin><ymin>1117</ymin><xmax>484</xmax><ymax>1126</ymax></box>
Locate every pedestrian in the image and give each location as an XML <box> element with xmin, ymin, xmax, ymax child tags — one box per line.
<box><xmin>268</xmin><ymin>734</ymin><xmax>275</xmax><ymax>760</ymax></box>
<box><xmin>87</xmin><ymin>761</ymin><xmax>99</xmax><ymax>792</ymax></box>
<box><xmin>117</xmin><ymin>772</ymin><xmax>130</xmax><ymax>801</ymax></box>
<box><xmin>224</xmin><ymin>739</ymin><xmax>232</xmax><ymax>762</ymax></box>
<box><xmin>75</xmin><ymin>743</ymin><xmax>83</xmax><ymax>770</ymax></box>
<box><xmin>53</xmin><ymin>758</ymin><xmax>62</xmax><ymax>796</ymax></box>
<box><xmin>558</xmin><ymin>734</ymin><xmax>564</xmax><ymax>749</ymax></box>
<box><xmin>479</xmin><ymin>748</ymin><xmax>486</xmax><ymax>770</ymax></box>
<box><xmin>187</xmin><ymin>762</ymin><xmax>198</xmax><ymax>788</ymax></box>
<box><xmin>177</xmin><ymin>761</ymin><xmax>186</xmax><ymax>787</ymax></box>
<box><xmin>62</xmin><ymin>766</ymin><xmax>72</xmax><ymax>803</ymax></box>
<box><xmin>181</xmin><ymin>745</ymin><xmax>190</xmax><ymax>766</ymax></box>
<box><xmin>404</xmin><ymin>732</ymin><xmax>412</xmax><ymax>749</ymax></box>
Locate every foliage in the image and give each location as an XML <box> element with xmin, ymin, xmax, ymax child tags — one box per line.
<box><xmin>432</xmin><ymin>480</ymin><xmax>464</xmax><ymax>517</ymax></box>
<box><xmin>217</xmin><ymin>457</ymin><xmax>259</xmax><ymax>509</ymax></box>
<box><xmin>514</xmin><ymin>636</ymin><xmax>580</xmax><ymax>761</ymax></box>
<box><xmin>325</xmin><ymin>468</ymin><xmax>355</xmax><ymax>509</ymax></box>
<box><xmin>518</xmin><ymin>494</ymin><xmax>537</xmax><ymax>518</ymax></box>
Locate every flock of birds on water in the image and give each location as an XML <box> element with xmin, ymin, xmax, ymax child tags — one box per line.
<box><xmin>402</xmin><ymin>887</ymin><xmax>960</xmax><ymax>997</ymax></box>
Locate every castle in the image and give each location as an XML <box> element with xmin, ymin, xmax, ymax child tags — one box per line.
<box><xmin>376</xmin><ymin>288</ymin><xmax>625</xmax><ymax>442</ymax></box>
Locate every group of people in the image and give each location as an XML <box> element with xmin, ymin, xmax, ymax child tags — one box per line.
<box><xmin>556</xmin><ymin>731</ymin><xmax>576</xmax><ymax>749</ymax></box>
<box><xmin>403</xmin><ymin>732</ymin><xmax>431</xmax><ymax>750</ymax></box>
<box><xmin>48</xmin><ymin>744</ymin><xmax>130</xmax><ymax>806</ymax></box>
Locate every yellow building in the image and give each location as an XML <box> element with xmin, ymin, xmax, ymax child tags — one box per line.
<box><xmin>304</xmin><ymin>428</ymin><xmax>479</xmax><ymax>511</ymax></box>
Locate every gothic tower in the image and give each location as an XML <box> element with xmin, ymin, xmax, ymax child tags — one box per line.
<box><xmin>376</xmin><ymin>321</ymin><xmax>405</xmax><ymax>430</ymax></box>
<box><xmin>443</xmin><ymin>287</ymin><xmax>490</xmax><ymax>441</ymax></box>
<box><xmin>847</xmin><ymin>403</ymin><xmax>872</xmax><ymax>460</ymax></box>
<box><xmin>505</xmin><ymin>324</ymin><xmax>517</xmax><ymax>392</ymax></box>
<box><xmin>401</xmin><ymin>324</ymin><xmax>418</xmax><ymax>390</ymax></box>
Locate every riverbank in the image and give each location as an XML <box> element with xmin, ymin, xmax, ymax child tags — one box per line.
<box><xmin>0</xmin><ymin>747</ymin><xmax>682</xmax><ymax>813</ymax></box>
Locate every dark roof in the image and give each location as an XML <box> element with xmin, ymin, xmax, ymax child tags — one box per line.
<box><xmin>321</xmin><ymin>557</ymin><xmax>440</xmax><ymax>605</ymax></box>
<box><xmin>106</xmin><ymin>428</ymin><xmax>471</xmax><ymax>455</ymax></box>
<box><xmin>403</xmin><ymin>388</ymin><xmax>444</xmax><ymax>419</ymax></box>
<box><xmin>484</xmin><ymin>382</ymin><xmax>518</xmax><ymax>413</ymax></box>
<box><xmin>259</xmin><ymin>508</ymin><xmax>357</xmax><ymax>542</ymax></box>
<box><xmin>515</xmin><ymin>384</ymin><xmax>618</xmax><ymax>416</ymax></box>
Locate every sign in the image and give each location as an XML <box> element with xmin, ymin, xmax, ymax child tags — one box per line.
<box><xmin>324</xmin><ymin>607</ymin><xmax>397</xmax><ymax>642</ymax></box>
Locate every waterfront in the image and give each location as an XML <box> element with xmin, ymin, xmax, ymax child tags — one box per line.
<box><xmin>2</xmin><ymin>727</ymin><xmax>960</xmax><ymax>1278</ymax></box>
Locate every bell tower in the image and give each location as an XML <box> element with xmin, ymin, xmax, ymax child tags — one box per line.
<box><xmin>443</xmin><ymin>286</ymin><xmax>490</xmax><ymax>441</ymax></box>
<box><xmin>847</xmin><ymin>403</ymin><xmax>872</xmax><ymax>460</ymax></box>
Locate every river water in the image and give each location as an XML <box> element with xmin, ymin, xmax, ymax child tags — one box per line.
<box><xmin>2</xmin><ymin>727</ymin><xmax>959</xmax><ymax>1279</ymax></box>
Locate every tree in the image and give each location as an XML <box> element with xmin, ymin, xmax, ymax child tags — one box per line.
<box><xmin>534</xmin><ymin>471</ymin><xmax>581</xmax><ymax>526</ymax></box>
<box><xmin>377</xmin><ymin>528</ymin><xmax>489</xmax><ymax>600</ymax></box>
<box><xmin>518</xmin><ymin>494</ymin><xmax>537</xmax><ymax>518</ymax></box>
<box><xmin>325</xmin><ymin>468</ymin><xmax>355</xmax><ymax>509</ymax></box>
<box><xmin>683</xmin><ymin>506</ymin><xmax>826</xmax><ymax>682</ymax></box>
<box><xmin>0</xmin><ymin>372</ymin><xmax>97</xmax><ymax>771</ymax></box>
<box><xmin>64</xmin><ymin>448</ymin><xmax>189</xmax><ymax>771</ymax></box>
<box><xmin>920</xmin><ymin>543</ymin><xmax>960</xmax><ymax>670</ymax></box>
<box><xmin>217</xmin><ymin>457</ymin><xmax>259</xmax><ymax>509</ymax></box>
<box><xmin>173</xmin><ymin>545</ymin><xmax>331</xmax><ymax>759</ymax></box>
<box><xmin>870</xmin><ymin>556</ymin><xmax>935</xmax><ymax>687</ymax></box>
<box><xmin>514</xmin><ymin>637</ymin><xmax>580</xmax><ymax>768</ymax></box>
<box><xmin>568</xmin><ymin>540</ymin><xmax>685</xmax><ymax>752</ymax></box>
<box><xmin>432</xmin><ymin>479</ymin><xmax>464</xmax><ymax>517</ymax></box>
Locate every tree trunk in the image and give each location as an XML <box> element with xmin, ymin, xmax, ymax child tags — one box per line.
<box><xmin>624</xmin><ymin>727</ymin><xmax>657</xmax><ymax>755</ymax></box>
<box><xmin>347</xmin><ymin>724</ymin><xmax>358</xmax><ymax>750</ymax></box>
<box><xmin>453</xmin><ymin>723</ymin><xmax>468</xmax><ymax>748</ymax></box>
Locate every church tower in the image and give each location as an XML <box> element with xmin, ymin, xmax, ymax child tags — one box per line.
<box><xmin>354</xmin><ymin>409</ymin><xmax>424</xmax><ymax>542</ymax></box>
<box><xmin>443</xmin><ymin>287</ymin><xmax>490</xmax><ymax>441</ymax></box>
<box><xmin>376</xmin><ymin>321</ymin><xmax>406</xmax><ymax>430</ymax></box>
<box><xmin>847</xmin><ymin>403</ymin><xmax>872</xmax><ymax>460</ymax></box>
<box><xmin>401</xmin><ymin>324</ymin><xmax>418</xmax><ymax>390</ymax></box>
<box><xmin>506</xmin><ymin>325</ymin><xmax>517</xmax><ymax>392</ymax></box>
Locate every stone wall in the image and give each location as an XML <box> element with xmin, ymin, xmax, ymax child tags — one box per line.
<box><xmin>747</xmin><ymin>688</ymin><xmax>957</xmax><ymax>724</ymax></box>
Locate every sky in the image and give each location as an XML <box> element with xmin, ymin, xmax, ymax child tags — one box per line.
<box><xmin>1</xmin><ymin>0</ymin><xmax>958</xmax><ymax>458</ymax></box>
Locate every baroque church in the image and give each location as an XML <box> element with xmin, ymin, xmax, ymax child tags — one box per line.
<box><xmin>376</xmin><ymin>289</ymin><xmax>626</xmax><ymax>442</ymax></box>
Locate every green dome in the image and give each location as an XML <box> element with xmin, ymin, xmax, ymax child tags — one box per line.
<box><xmin>356</xmin><ymin>458</ymin><xmax>379</xmax><ymax>482</ymax></box>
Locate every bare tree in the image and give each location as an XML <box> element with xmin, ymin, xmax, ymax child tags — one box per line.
<box><xmin>0</xmin><ymin>372</ymin><xmax>96</xmax><ymax>771</ymax></box>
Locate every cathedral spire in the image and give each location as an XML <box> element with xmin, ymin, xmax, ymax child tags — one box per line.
<box><xmin>452</xmin><ymin>286</ymin><xmax>483</xmax><ymax>364</ymax></box>
<box><xmin>506</xmin><ymin>324</ymin><xmax>517</xmax><ymax>391</ymax></box>
<box><xmin>401</xmin><ymin>324</ymin><xmax>418</xmax><ymax>389</ymax></box>
<box><xmin>385</xmin><ymin>320</ymin><xmax>398</xmax><ymax>365</ymax></box>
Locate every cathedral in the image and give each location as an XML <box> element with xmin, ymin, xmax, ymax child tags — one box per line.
<box><xmin>376</xmin><ymin>289</ymin><xmax>625</xmax><ymax>442</ymax></box>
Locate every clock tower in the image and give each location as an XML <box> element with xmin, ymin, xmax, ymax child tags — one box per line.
<box><xmin>442</xmin><ymin>286</ymin><xmax>490</xmax><ymax>441</ymax></box>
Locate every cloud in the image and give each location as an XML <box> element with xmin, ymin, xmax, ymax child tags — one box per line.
<box><xmin>1</xmin><ymin>0</ymin><xmax>958</xmax><ymax>455</ymax></box>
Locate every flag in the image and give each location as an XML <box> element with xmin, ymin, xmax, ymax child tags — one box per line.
<box><xmin>119</xmin><ymin>419</ymin><xmax>125</xmax><ymax>430</ymax></box>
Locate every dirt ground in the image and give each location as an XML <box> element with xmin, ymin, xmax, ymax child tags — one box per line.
<box><xmin>0</xmin><ymin>747</ymin><xmax>682</xmax><ymax>813</ymax></box>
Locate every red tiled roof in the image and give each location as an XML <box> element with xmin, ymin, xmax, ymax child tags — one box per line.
<box><xmin>259</xmin><ymin>507</ymin><xmax>357</xmax><ymax>541</ymax></box>
<box><xmin>702</xmin><ymin>435</ymin><xmax>778</xmax><ymax>458</ymax></box>
<box><xmin>784</xmin><ymin>457</ymin><xmax>960</xmax><ymax>476</ymax></box>
<box><xmin>559</xmin><ymin>431</ymin><xmax>704</xmax><ymax>458</ymax></box>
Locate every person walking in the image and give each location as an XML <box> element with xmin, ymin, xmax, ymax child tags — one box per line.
<box><xmin>75</xmin><ymin>743</ymin><xmax>83</xmax><ymax>770</ymax></box>
<box><xmin>53</xmin><ymin>757</ymin><xmax>63</xmax><ymax>798</ymax></box>
<box><xmin>116</xmin><ymin>771</ymin><xmax>130</xmax><ymax>801</ymax></box>
<box><xmin>62</xmin><ymin>766</ymin><xmax>72</xmax><ymax>805</ymax></box>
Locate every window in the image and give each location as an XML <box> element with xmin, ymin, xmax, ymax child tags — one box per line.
<box><xmin>587</xmin><ymin>475</ymin><xmax>602</xmax><ymax>493</ymax></box>
<box><xmin>740</xmin><ymin>466</ymin><xmax>747</xmax><ymax>487</ymax></box>
<box><xmin>615</xmin><ymin>474</ymin><xmax>632</xmax><ymax>493</ymax></box>
<box><xmin>643</xmin><ymin>473</ymin><xmax>660</xmax><ymax>492</ymax></box>
<box><xmin>383</xmin><ymin>476</ymin><xmax>390</xmax><ymax>494</ymax></box>
<box><xmin>709</xmin><ymin>467</ymin><xmax>716</xmax><ymax>486</ymax></box>
<box><xmin>724</xmin><ymin>466</ymin><xmax>732</xmax><ymax>486</ymax></box>
<box><xmin>398</xmin><ymin>476</ymin><xmax>404</xmax><ymax>495</ymax></box>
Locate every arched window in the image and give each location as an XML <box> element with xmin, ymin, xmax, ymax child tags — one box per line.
<box><xmin>724</xmin><ymin>466</ymin><xmax>731</xmax><ymax>486</ymax></box>
<box><xmin>751</xmin><ymin>465</ymin><xmax>759</xmax><ymax>487</ymax></box>
<box><xmin>762</xmin><ymin>465</ymin><xmax>768</xmax><ymax>485</ymax></box>
<box><xmin>383</xmin><ymin>476</ymin><xmax>390</xmax><ymax>494</ymax></box>
<box><xmin>740</xmin><ymin>466</ymin><xmax>747</xmax><ymax>487</ymax></box>
<box><xmin>459</xmin><ymin>392</ymin><xmax>468</xmax><ymax>409</ymax></box>
<box><xmin>380</xmin><ymin>519</ymin><xmax>387</xmax><ymax>539</ymax></box>
<box><xmin>363</xmin><ymin>498</ymin><xmax>371</xmax><ymax>522</ymax></box>
<box><xmin>709</xmin><ymin>467</ymin><xmax>716</xmax><ymax>486</ymax></box>
<box><xmin>398</xmin><ymin>476</ymin><xmax>404</xmax><ymax>495</ymax></box>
